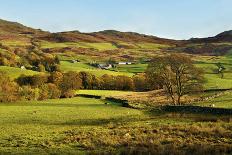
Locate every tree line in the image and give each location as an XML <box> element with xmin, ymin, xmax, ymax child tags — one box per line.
<box><xmin>0</xmin><ymin>53</ymin><xmax>204</xmax><ymax>105</ymax></box>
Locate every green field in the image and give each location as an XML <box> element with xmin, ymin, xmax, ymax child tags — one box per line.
<box><xmin>196</xmin><ymin>91</ymin><xmax>232</xmax><ymax>109</ymax></box>
<box><xmin>0</xmin><ymin>66</ymin><xmax>40</xmax><ymax>79</ymax></box>
<box><xmin>0</xmin><ymin>96</ymin><xmax>231</xmax><ymax>154</ymax></box>
<box><xmin>77</xmin><ymin>90</ymin><xmax>134</xmax><ymax>97</ymax></box>
<box><xmin>60</xmin><ymin>61</ymin><xmax>134</xmax><ymax>77</ymax></box>
<box><xmin>110</xmin><ymin>64</ymin><xmax>148</xmax><ymax>74</ymax></box>
<box><xmin>0</xmin><ymin>97</ymin><xmax>144</xmax><ymax>154</ymax></box>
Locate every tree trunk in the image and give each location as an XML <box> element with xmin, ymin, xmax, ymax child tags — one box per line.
<box><xmin>177</xmin><ymin>95</ymin><xmax>181</xmax><ymax>105</ymax></box>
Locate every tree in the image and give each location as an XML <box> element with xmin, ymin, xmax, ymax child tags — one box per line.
<box><xmin>101</xmin><ymin>74</ymin><xmax>115</xmax><ymax>90</ymax></box>
<box><xmin>133</xmin><ymin>74</ymin><xmax>148</xmax><ymax>91</ymax></box>
<box><xmin>215</xmin><ymin>63</ymin><xmax>226</xmax><ymax>79</ymax></box>
<box><xmin>115</xmin><ymin>76</ymin><xmax>134</xmax><ymax>90</ymax></box>
<box><xmin>79</xmin><ymin>71</ymin><xmax>102</xmax><ymax>89</ymax></box>
<box><xmin>20</xmin><ymin>86</ymin><xmax>40</xmax><ymax>101</ymax></box>
<box><xmin>0</xmin><ymin>72</ymin><xmax>20</xmax><ymax>102</ymax></box>
<box><xmin>48</xmin><ymin>72</ymin><xmax>64</xmax><ymax>86</ymax></box>
<box><xmin>146</xmin><ymin>54</ymin><xmax>204</xmax><ymax>105</ymax></box>
<box><xmin>59</xmin><ymin>71</ymin><xmax>82</xmax><ymax>97</ymax></box>
<box><xmin>38</xmin><ymin>64</ymin><xmax>46</xmax><ymax>72</ymax></box>
<box><xmin>30</xmin><ymin>74</ymin><xmax>48</xmax><ymax>87</ymax></box>
<box><xmin>46</xmin><ymin>83</ymin><xmax>61</xmax><ymax>99</ymax></box>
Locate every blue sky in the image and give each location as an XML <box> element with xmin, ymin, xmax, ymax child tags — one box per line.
<box><xmin>0</xmin><ymin>0</ymin><xmax>231</xmax><ymax>39</ymax></box>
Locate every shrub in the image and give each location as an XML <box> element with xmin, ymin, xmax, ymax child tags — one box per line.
<box><xmin>20</xmin><ymin>86</ymin><xmax>40</xmax><ymax>101</ymax></box>
<box><xmin>48</xmin><ymin>71</ymin><xmax>64</xmax><ymax>86</ymax></box>
<box><xmin>63</xmin><ymin>90</ymin><xmax>76</xmax><ymax>98</ymax></box>
<box><xmin>47</xmin><ymin>83</ymin><xmax>61</xmax><ymax>99</ymax></box>
<box><xmin>115</xmin><ymin>76</ymin><xmax>134</xmax><ymax>91</ymax></box>
<box><xmin>30</xmin><ymin>74</ymin><xmax>48</xmax><ymax>87</ymax></box>
<box><xmin>79</xmin><ymin>71</ymin><xmax>102</xmax><ymax>89</ymax></box>
<box><xmin>60</xmin><ymin>71</ymin><xmax>82</xmax><ymax>92</ymax></box>
<box><xmin>0</xmin><ymin>72</ymin><xmax>20</xmax><ymax>102</ymax></box>
<box><xmin>133</xmin><ymin>74</ymin><xmax>148</xmax><ymax>91</ymax></box>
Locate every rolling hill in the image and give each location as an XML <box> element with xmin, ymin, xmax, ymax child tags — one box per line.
<box><xmin>0</xmin><ymin>18</ymin><xmax>232</xmax><ymax>68</ymax></box>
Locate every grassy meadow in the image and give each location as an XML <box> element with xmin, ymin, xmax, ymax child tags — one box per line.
<box><xmin>0</xmin><ymin>39</ymin><xmax>232</xmax><ymax>154</ymax></box>
<box><xmin>0</xmin><ymin>66</ymin><xmax>40</xmax><ymax>79</ymax></box>
<box><xmin>0</xmin><ymin>96</ymin><xmax>231</xmax><ymax>154</ymax></box>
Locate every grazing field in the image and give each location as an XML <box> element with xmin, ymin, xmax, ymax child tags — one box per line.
<box><xmin>0</xmin><ymin>66</ymin><xmax>40</xmax><ymax>79</ymax></box>
<box><xmin>0</xmin><ymin>97</ymin><xmax>231</xmax><ymax>154</ymax></box>
<box><xmin>110</xmin><ymin>64</ymin><xmax>148</xmax><ymax>74</ymax></box>
<box><xmin>196</xmin><ymin>91</ymin><xmax>232</xmax><ymax>109</ymax></box>
<box><xmin>77</xmin><ymin>90</ymin><xmax>134</xmax><ymax>97</ymax></box>
<box><xmin>60</xmin><ymin>61</ymin><xmax>134</xmax><ymax>77</ymax></box>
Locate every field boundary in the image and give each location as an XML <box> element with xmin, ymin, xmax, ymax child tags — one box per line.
<box><xmin>161</xmin><ymin>105</ymin><xmax>232</xmax><ymax>115</ymax></box>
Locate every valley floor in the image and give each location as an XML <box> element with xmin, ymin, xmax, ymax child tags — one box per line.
<box><xmin>0</xmin><ymin>96</ymin><xmax>231</xmax><ymax>154</ymax></box>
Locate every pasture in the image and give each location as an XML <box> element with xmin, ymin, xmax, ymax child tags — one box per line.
<box><xmin>0</xmin><ymin>66</ymin><xmax>40</xmax><ymax>79</ymax></box>
<box><xmin>60</xmin><ymin>61</ymin><xmax>134</xmax><ymax>77</ymax></box>
<box><xmin>0</xmin><ymin>96</ymin><xmax>231</xmax><ymax>154</ymax></box>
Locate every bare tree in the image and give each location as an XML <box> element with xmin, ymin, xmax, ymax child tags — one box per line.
<box><xmin>146</xmin><ymin>54</ymin><xmax>204</xmax><ymax>105</ymax></box>
<box><xmin>215</xmin><ymin>62</ymin><xmax>226</xmax><ymax>79</ymax></box>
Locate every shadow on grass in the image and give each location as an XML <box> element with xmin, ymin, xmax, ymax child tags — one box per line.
<box><xmin>3</xmin><ymin>115</ymin><xmax>150</xmax><ymax>126</ymax></box>
<box><xmin>161</xmin><ymin>105</ymin><xmax>232</xmax><ymax>115</ymax></box>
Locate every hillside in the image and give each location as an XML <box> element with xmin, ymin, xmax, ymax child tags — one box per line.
<box><xmin>0</xmin><ymin>18</ymin><xmax>232</xmax><ymax>68</ymax></box>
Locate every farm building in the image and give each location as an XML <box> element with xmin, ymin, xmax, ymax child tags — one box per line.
<box><xmin>98</xmin><ymin>64</ymin><xmax>113</xmax><ymax>70</ymax></box>
<box><xmin>118</xmin><ymin>62</ymin><xmax>132</xmax><ymax>65</ymax></box>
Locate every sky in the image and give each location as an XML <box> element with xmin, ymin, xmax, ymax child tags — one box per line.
<box><xmin>0</xmin><ymin>0</ymin><xmax>231</xmax><ymax>39</ymax></box>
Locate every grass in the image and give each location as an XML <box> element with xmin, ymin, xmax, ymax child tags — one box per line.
<box><xmin>0</xmin><ymin>66</ymin><xmax>40</xmax><ymax>79</ymax></box>
<box><xmin>60</xmin><ymin>61</ymin><xmax>134</xmax><ymax>77</ymax></box>
<box><xmin>137</xmin><ymin>43</ymin><xmax>171</xmax><ymax>49</ymax></box>
<box><xmin>110</xmin><ymin>64</ymin><xmax>148</xmax><ymax>73</ymax></box>
<box><xmin>0</xmin><ymin>97</ymin><xmax>144</xmax><ymax>154</ymax></box>
<box><xmin>0</xmin><ymin>97</ymin><xmax>231</xmax><ymax>154</ymax></box>
<box><xmin>41</xmin><ymin>41</ymin><xmax>117</xmax><ymax>51</ymax></box>
<box><xmin>204</xmin><ymin>73</ymin><xmax>232</xmax><ymax>89</ymax></box>
<box><xmin>195</xmin><ymin>56</ymin><xmax>232</xmax><ymax>89</ymax></box>
<box><xmin>195</xmin><ymin>91</ymin><xmax>232</xmax><ymax>109</ymax></box>
<box><xmin>0</xmin><ymin>40</ymin><xmax>31</xmax><ymax>47</ymax></box>
<box><xmin>77</xmin><ymin>90</ymin><xmax>134</xmax><ymax>97</ymax></box>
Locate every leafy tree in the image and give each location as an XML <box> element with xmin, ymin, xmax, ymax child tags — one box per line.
<box><xmin>59</xmin><ymin>71</ymin><xmax>82</xmax><ymax>96</ymax></box>
<box><xmin>146</xmin><ymin>54</ymin><xmax>204</xmax><ymax>105</ymax></box>
<box><xmin>101</xmin><ymin>74</ymin><xmax>115</xmax><ymax>90</ymax></box>
<box><xmin>115</xmin><ymin>76</ymin><xmax>134</xmax><ymax>90</ymax></box>
<box><xmin>20</xmin><ymin>86</ymin><xmax>40</xmax><ymax>101</ymax></box>
<box><xmin>48</xmin><ymin>72</ymin><xmax>64</xmax><ymax>86</ymax></box>
<box><xmin>0</xmin><ymin>72</ymin><xmax>20</xmax><ymax>102</ymax></box>
<box><xmin>30</xmin><ymin>74</ymin><xmax>48</xmax><ymax>87</ymax></box>
<box><xmin>79</xmin><ymin>71</ymin><xmax>102</xmax><ymax>89</ymax></box>
<box><xmin>38</xmin><ymin>64</ymin><xmax>46</xmax><ymax>72</ymax></box>
<box><xmin>46</xmin><ymin>83</ymin><xmax>61</xmax><ymax>99</ymax></box>
<box><xmin>133</xmin><ymin>74</ymin><xmax>148</xmax><ymax>91</ymax></box>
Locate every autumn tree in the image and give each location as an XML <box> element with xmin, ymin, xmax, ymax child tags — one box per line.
<box><xmin>0</xmin><ymin>72</ymin><xmax>20</xmax><ymax>102</ymax></box>
<box><xmin>133</xmin><ymin>74</ymin><xmax>148</xmax><ymax>91</ymax></box>
<box><xmin>59</xmin><ymin>71</ymin><xmax>82</xmax><ymax>96</ymax></box>
<box><xmin>146</xmin><ymin>54</ymin><xmax>204</xmax><ymax>105</ymax></box>
<box><xmin>115</xmin><ymin>76</ymin><xmax>134</xmax><ymax>90</ymax></box>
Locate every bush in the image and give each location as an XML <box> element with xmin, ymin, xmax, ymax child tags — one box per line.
<box><xmin>48</xmin><ymin>72</ymin><xmax>64</xmax><ymax>86</ymax></box>
<box><xmin>20</xmin><ymin>86</ymin><xmax>40</xmax><ymax>101</ymax></box>
<box><xmin>79</xmin><ymin>71</ymin><xmax>102</xmax><ymax>89</ymax></box>
<box><xmin>133</xmin><ymin>74</ymin><xmax>148</xmax><ymax>91</ymax></box>
<box><xmin>47</xmin><ymin>83</ymin><xmax>61</xmax><ymax>99</ymax></box>
<box><xmin>31</xmin><ymin>74</ymin><xmax>48</xmax><ymax>87</ymax></box>
<box><xmin>63</xmin><ymin>90</ymin><xmax>76</xmax><ymax>98</ymax></box>
<box><xmin>60</xmin><ymin>71</ymin><xmax>82</xmax><ymax>93</ymax></box>
<box><xmin>0</xmin><ymin>72</ymin><xmax>20</xmax><ymax>102</ymax></box>
<box><xmin>115</xmin><ymin>76</ymin><xmax>134</xmax><ymax>90</ymax></box>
